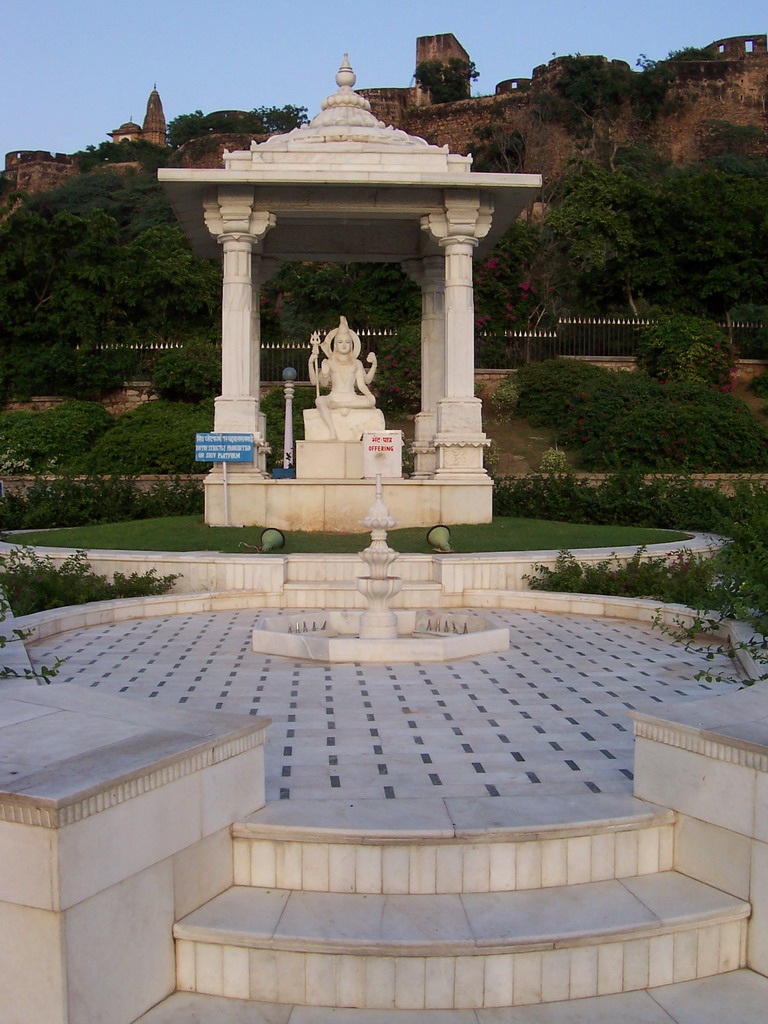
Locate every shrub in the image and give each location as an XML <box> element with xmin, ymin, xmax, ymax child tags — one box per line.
<box><xmin>751</xmin><ymin>371</ymin><xmax>768</xmax><ymax>399</ymax></box>
<box><xmin>374</xmin><ymin>327</ymin><xmax>421</xmax><ymax>417</ymax></box>
<box><xmin>492</xmin><ymin>471</ymin><xmax>743</xmax><ymax>531</ymax></box>
<box><xmin>526</xmin><ymin>547</ymin><xmax>716</xmax><ymax>607</ymax></box>
<box><xmin>150</xmin><ymin>339</ymin><xmax>222</xmax><ymax>402</ymax></box>
<box><xmin>515</xmin><ymin>359</ymin><xmax>616</xmax><ymax>431</ymax></box>
<box><xmin>580</xmin><ymin>381</ymin><xmax>768</xmax><ymax>472</ymax></box>
<box><xmin>0</xmin><ymin>401</ymin><xmax>114</xmax><ymax>473</ymax></box>
<box><xmin>516</xmin><ymin>358</ymin><xmax>768</xmax><ymax>472</ymax></box>
<box><xmin>539</xmin><ymin>448</ymin><xmax>568</xmax><ymax>472</ymax></box>
<box><xmin>260</xmin><ymin>385</ymin><xmax>316</xmax><ymax>470</ymax></box>
<box><xmin>489</xmin><ymin>373</ymin><xmax>521</xmax><ymax>417</ymax></box>
<box><xmin>0</xmin><ymin>547</ymin><xmax>178</xmax><ymax>616</ymax></box>
<box><xmin>636</xmin><ymin>314</ymin><xmax>737</xmax><ymax>391</ymax></box>
<box><xmin>2</xmin><ymin>344</ymin><xmax>141</xmax><ymax>401</ymax></box>
<box><xmin>83</xmin><ymin>400</ymin><xmax>213</xmax><ymax>474</ymax></box>
<box><xmin>0</xmin><ymin>476</ymin><xmax>203</xmax><ymax>530</ymax></box>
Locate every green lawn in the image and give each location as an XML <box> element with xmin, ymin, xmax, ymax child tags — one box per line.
<box><xmin>12</xmin><ymin>516</ymin><xmax>690</xmax><ymax>554</ymax></box>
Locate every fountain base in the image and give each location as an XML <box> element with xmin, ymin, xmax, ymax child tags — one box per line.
<box><xmin>252</xmin><ymin>609</ymin><xmax>510</xmax><ymax>663</ymax></box>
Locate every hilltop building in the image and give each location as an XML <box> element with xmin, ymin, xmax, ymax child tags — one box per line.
<box><xmin>109</xmin><ymin>87</ymin><xmax>167</xmax><ymax>147</ymax></box>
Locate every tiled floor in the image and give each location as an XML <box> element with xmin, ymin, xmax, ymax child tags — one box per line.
<box><xmin>29</xmin><ymin>608</ymin><xmax>734</xmax><ymax>803</ymax></box>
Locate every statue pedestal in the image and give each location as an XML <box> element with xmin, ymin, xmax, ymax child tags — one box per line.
<box><xmin>203</xmin><ymin>473</ymin><xmax>492</xmax><ymax>531</ymax></box>
<box><xmin>296</xmin><ymin>440</ymin><xmax>364</xmax><ymax>479</ymax></box>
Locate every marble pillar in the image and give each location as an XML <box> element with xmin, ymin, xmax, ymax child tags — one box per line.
<box><xmin>402</xmin><ymin>256</ymin><xmax>444</xmax><ymax>476</ymax></box>
<box><xmin>422</xmin><ymin>194</ymin><xmax>492</xmax><ymax>476</ymax></box>
<box><xmin>204</xmin><ymin>191</ymin><xmax>275</xmax><ymax>472</ymax></box>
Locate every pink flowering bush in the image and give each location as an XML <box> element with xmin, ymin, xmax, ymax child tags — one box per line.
<box><xmin>636</xmin><ymin>314</ymin><xmax>737</xmax><ymax>392</ymax></box>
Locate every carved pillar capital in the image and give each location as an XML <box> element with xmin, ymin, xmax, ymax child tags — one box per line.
<box><xmin>204</xmin><ymin>187</ymin><xmax>276</xmax><ymax>246</ymax></box>
<box><xmin>420</xmin><ymin>194</ymin><xmax>493</xmax><ymax>246</ymax></box>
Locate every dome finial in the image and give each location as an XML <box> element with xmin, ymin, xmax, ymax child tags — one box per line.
<box><xmin>336</xmin><ymin>53</ymin><xmax>356</xmax><ymax>89</ymax></box>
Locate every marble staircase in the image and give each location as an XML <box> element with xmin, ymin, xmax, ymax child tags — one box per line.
<box><xmin>136</xmin><ymin>795</ymin><xmax>753</xmax><ymax>1020</ymax></box>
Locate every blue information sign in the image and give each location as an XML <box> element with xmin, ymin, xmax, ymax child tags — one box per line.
<box><xmin>195</xmin><ymin>433</ymin><xmax>255</xmax><ymax>463</ymax></box>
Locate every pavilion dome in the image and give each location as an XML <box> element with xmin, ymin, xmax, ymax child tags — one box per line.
<box><xmin>223</xmin><ymin>55</ymin><xmax>470</xmax><ymax>174</ymax></box>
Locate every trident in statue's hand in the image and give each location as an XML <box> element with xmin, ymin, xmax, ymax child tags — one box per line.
<box><xmin>309</xmin><ymin>331</ymin><xmax>322</xmax><ymax>397</ymax></box>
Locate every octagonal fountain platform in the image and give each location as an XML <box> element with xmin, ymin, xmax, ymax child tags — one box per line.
<box><xmin>252</xmin><ymin>476</ymin><xmax>511</xmax><ymax>662</ymax></box>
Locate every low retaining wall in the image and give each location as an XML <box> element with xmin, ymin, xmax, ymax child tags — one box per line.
<box><xmin>0</xmin><ymin>534</ymin><xmax>720</xmax><ymax>606</ymax></box>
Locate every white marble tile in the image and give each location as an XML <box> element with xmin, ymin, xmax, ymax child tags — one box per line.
<box><xmin>364</xmin><ymin>955</ymin><xmax>396</xmax><ymax>1009</ymax></box>
<box><xmin>65</xmin><ymin>860</ymin><xmax>176</xmax><ymax>1023</ymax></box>
<box><xmin>674</xmin><ymin>817</ymin><xmax>751</xmax><ymax>899</ymax></box>
<box><xmin>275</xmin><ymin>841</ymin><xmax>303</xmax><ymax>890</ymax></box>
<box><xmin>622</xmin><ymin>938</ymin><xmax>650</xmax><ymax>991</ymax></box>
<box><xmin>222</xmin><ymin>944</ymin><xmax>250</xmax><ymax>999</ymax></box>
<box><xmin>597</xmin><ymin>940</ymin><xmax>624</xmax><ymax>994</ymax></box>
<box><xmin>424</xmin><ymin>955</ymin><xmax>456</xmax><ymax>1008</ymax></box>
<box><xmin>276</xmin><ymin>949</ymin><xmax>307</xmax><ymax>1004</ymax></box>
<box><xmin>515</xmin><ymin>842</ymin><xmax>542</xmax><ymax>890</ymax></box>
<box><xmin>489</xmin><ymin>843</ymin><xmax>517</xmax><ymax>891</ymax></box>
<box><xmin>462</xmin><ymin>844</ymin><xmax>491</xmax><ymax>892</ymax></box>
<box><xmin>301</xmin><ymin>842</ymin><xmax>330</xmax><ymax>891</ymax></box>
<box><xmin>0</xmin><ymin>900</ymin><xmax>66</xmax><ymax>1024</ymax></box>
<box><xmin>673</xmin><ymin>928</ymin><xmax>699</xmax><ymax>983</ymax></box>
<box><xmin>394</xmin><ymin>956</ymin><xmax>426</xmax><ymax>1009</ymax></box>
<box><xmin>454</xmin><ymin>954</ymin><xmax>486</xmax><ymax>1008</ymax></box>
<box><xmin>304</xmin><ymin>950</ymin><xmax>335</xmax><ymax>1005</ymax></box>
<box><xmin>540</xmin><ymin>948</ymin><xmax>571</xmax><ymax>1003</ymax></box>
<box><xmin>651</xmin><ymin>969</ymin><xmax>768</xmax><ymax>1024</ymax></box>
<box><xmin>483</xmin><ymin>953</ymin><xmax>514</xmax><ymax>1007</ymax></box>
<box><xmin>435</xmin><ymin>844</ymin><xmax>464</xmax><ymax>894</ymax></box>
<box><xmin>328</xmin><ymin>843</ymin><xmax>357</xmax><ymax>892</ymax></box>
<box><xmin>512</xmin><ymin>951</ymin><xmax>543</xmax><ymax>1005</ymax></box>
<box><xmin>410</xmin><ymin>844</ymin><xmax>438</xmax><ymax>894</ymax></box>
<box><xmin>337</xmin><ymin>952</ymin><xmax>367</xmax><ymax>1007</ymax></box>
<box><xmin>590</xmin><ymin>832</ymin><xmax>616</xmax><ymax>882</ymax></box>
<box><xmin>195</xmin><ymin>942</ymin><xmax>224</xmax><ymax>995</ymax></box>
<box><xmin>566</xmin><ymin>836</ymin><xmax>592</xmax><ymax>885</ymax></box>
<box><xmin>647</xmin><ymin>932</ymin><xmax>675</xmax><ymax>988</ymax></box>
<box><xmin>636</xmin><ymin>827</ymin><xmax>660</xmax><ymax>875</ymax></box>
<box><xmin>249</xmin><ymin>942</ymin><xmax>280</xmax><ymax>999</ymax></box>
<box><xmin>568</xmin><ymin>944</ymin><xmax>598</xmax><ymax>999</ymax></box>
<box><xmin>173</xmin><ymin>828</ymin><xmax>233</xmax><ymax>919</ymax></box>
<box><xmin>355</xmin><ymin>845</ymin><xmax>384</xmax><ymax>894</ymax></box>
<box><xmin>0</xmin><ymin>818</ymin><xmax>56</xmax><ymax>910</ymax></box>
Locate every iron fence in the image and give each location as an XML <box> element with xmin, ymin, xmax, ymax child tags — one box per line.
<box><xmin>91</xmin><ymin>318</ymin><xmax>767</xmax><ymax>381</ymax></box>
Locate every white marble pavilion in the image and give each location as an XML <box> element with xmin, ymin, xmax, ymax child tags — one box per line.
<box><xmin>160</xmin><ymin>57</ymin><xmax>541</xmax><ymax>530</ymax></box>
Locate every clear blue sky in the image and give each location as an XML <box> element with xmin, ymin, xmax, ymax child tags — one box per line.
<box><xmin>3</xmin><ymin>0</ymin><xmax>764</xmax><ymax>158</ymax></box>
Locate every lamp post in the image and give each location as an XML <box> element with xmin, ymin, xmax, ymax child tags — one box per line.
<box><xmin>282</xmin><ymin>366</ymin><xmax>298</xmax><ymax>470</ymax></box>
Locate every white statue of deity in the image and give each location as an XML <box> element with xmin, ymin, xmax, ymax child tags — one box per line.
<box><xmin>305</xmin><ymin>316</ymin><xmax>386</xmax><ymax>441</ymax></box>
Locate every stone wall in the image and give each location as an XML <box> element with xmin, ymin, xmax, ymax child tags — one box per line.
<box><xmin>365</xmin><ymin>39</ymin><xmax>768</xmax><ymax>181</ymax></box>
<box><xmin>2</xmin><ymin>150</ymin><xmax>78</xmax><ymax>194</ymax></box>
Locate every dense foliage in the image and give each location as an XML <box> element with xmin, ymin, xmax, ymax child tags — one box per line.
<box><xmin>0</xmin><ymin>476</ymin><xmax>202</xmax><ymax>531</ymax></box>
<box><xmin>0</xmin><ymin>547</ymin><xmax>177</xmax><ymax>616</ymax></box>
<box><xmin>413</xmin><ymin>59</ymin><xmax>478</xmax><ymax>103</ymax></box>
<box><xmin>546</xmin><ymin>165</ymin><xmax>768</xmax><ymax>318</ymax></box>
<box><xmin>527</xmin><ymin>546</ymin><xmax>716</xmax><ymax>607</ymax></box>
<box><xmin>492</xmin><ymin>470</ymin><xmax>767</xmax><ymax>532</ymax></box>
<box><xmin>0</xmin><ymin>206</ymin><xmax>221</xmax><ymax>400</ymax></box>
<box><xmin>167</xmin><ymin>105</ymin><xmax>308</xmax><ymax>148</ymax></box>
<box><xmin>83</xmin><ymin>400</ymin><xmax>213</xmax><ymax>474</ymax></box>
<box><xmin>0</xmin><ymin>401</ymin><xmax>114</xmax><ymax>473</ymax></box>
<box><xmin>636</xmin><ymin>314</ymin><xmax>737</xmax><ymax>390</ymax></box>
<box><xmin>513</xmin><ymin>359</ymin><xmax>768</xmax><ymax>472</ymax></box>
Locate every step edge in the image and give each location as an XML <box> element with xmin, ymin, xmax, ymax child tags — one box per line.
<box><xmin>232</xmin><ymin>810</ymin><xmax>676</xmax><ymax>845</ymax></box>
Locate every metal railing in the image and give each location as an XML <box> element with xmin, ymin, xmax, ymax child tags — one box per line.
<box><xmin>90</xmin><ymin>318</ymin><xmax>767</xmax><ymax>380</ymax></box>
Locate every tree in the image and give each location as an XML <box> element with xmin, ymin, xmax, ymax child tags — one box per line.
<box><xmin>532</xmin><ymin>56</ymin><xmax>673</xmax><ymax>169</ymax></box>
<box><xmin>262</xmin><ymin>262</ymin><xmax>420</xmax><ymax>338</ymax></box>
<box><xmin>167</xmin><ymin>105</ymin><xmax>308</xmax><ymax>149</ymax></box>
<box><xmin>545</xmin><ymin>165</ymin><xmax>661</xmax><ymax>313</ymax></box>
<box><xmin>25</xmin><ymin>170</ymin><xmax>176</xmax><ymax>239</ymax></box>
<box><xmin>414</xmin><ymin>59</ymin><xmax>478</xmax><ymax>103</ymax></box>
